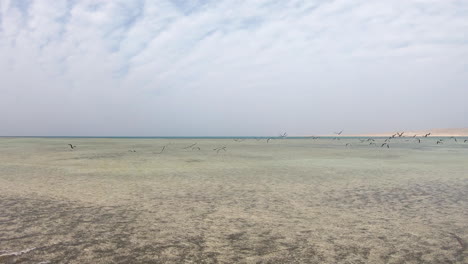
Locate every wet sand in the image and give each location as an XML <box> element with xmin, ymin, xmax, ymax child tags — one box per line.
<box><xmin>0</xmin><ymin>137</ymin><xmax>467</xmax><ymax>263</ymax></box>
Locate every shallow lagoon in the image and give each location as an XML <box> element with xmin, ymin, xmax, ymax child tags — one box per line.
<box><xmin>1</xmin><ymin>137</ymin><xmax>467</xmax><ymax>263</ymax></box>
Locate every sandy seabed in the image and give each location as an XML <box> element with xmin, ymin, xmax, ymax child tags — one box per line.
<box><xmin>0</xmin><ymin>137</ymin><xmax>467</xmax><ymax>264</ymax></box>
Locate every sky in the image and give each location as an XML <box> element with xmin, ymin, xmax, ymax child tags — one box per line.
<box><xmin>0</xmin><ymin>0</ymin><xmax>467</xmax><ymax>136</ymax></box>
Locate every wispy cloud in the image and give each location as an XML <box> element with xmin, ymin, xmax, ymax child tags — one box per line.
<box><xmin>0</xmin><ymin>0</ymin><xmax>467</xmax><ymax>136</ymax></box>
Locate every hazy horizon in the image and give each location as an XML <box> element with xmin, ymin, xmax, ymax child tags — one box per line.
<box><xmin>1</xmin><ymin>127</ymin><xmax>468</xmax><ymax>138</ymax></box>
<box><xmin>1</xmin><ymin>0</ymin><xmax>467</xmax><ymax>136</ymax></box>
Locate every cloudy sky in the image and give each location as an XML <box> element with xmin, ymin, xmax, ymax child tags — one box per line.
<box><xmin>0</xmin><ymin>0</ymin><xmax>467</xmax><ymax>136</ymax></box>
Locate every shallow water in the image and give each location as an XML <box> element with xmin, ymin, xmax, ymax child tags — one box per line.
<box><xmin>0</xmin><ymin>137</ymin><xmax>467</xmax><ymax>263</ymax></box>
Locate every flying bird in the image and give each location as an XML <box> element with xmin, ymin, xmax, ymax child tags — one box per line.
<box><xmin>334</xmin><ymin>130</ymin><xmax>344</xmax><ymax>135</ymax></box>
<box><xmin>424</xmin><ymin>133</ymin><xmax>431</xmax><ymax>137</ymax></box>
<box><xmin>159</xmin><ymin>145</ymin><xmax>167</xmax><ymax>154</ymax></box>
<box><xmin>397</xmin><ymin>132</ymin><xmax>405</xmax><ymax>137</ymax></box>
<box><xmin>437</xmin><ymin>140</ymin><xmax>443</xmax><ymax>144</ymax></box>
<box><xmin>213</xmin><ymin>146</ymin><xmax>227</xmax><ymax>154</ymax></box>
<box><xmin>279</xmin><ymin>132</ymin><xmax>288</xmax><ymax>139</ymax></box>
<box><xmin>381</xmin><ymin>143</ymin><xmax>387</xmax><ymax>147</ymax></box>
<box><xmin>183</xmin><ymin>143</ymin><xmax>198</xmax><ymax>149</ymax></box>
<box><xmin>68</xmin><ymin>144</ymin><xmax>76</xmax><ymax>149</ymax></box>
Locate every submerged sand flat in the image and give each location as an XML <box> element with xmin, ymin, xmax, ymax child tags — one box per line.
<box><xmin>0</xmin><ymin>137</ymin><xmax>467</xmax><ymax>263</ymax></box>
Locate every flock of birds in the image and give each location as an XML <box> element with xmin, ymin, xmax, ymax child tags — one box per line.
<box><xmin>331</xmin><ymin>131</ymin><xmax>467</xmax><ymax>149</ymax></box>
<box><xmin>66</xmin><ymin>130</ymin><xmax>468</xmax><ymax>153</ymax></box>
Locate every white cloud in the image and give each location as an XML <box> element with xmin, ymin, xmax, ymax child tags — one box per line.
<box><xmin>0</xmin><ymin>0</ymin><xmax>467</xmax><ymax>136</ymax></box>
